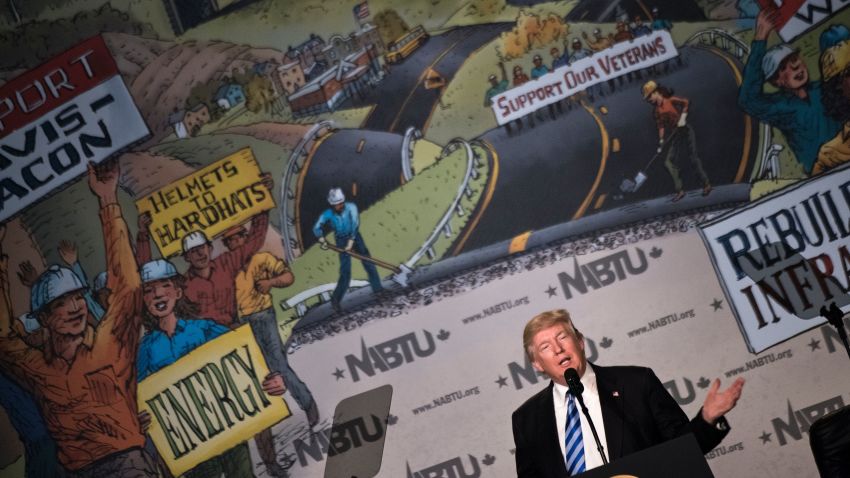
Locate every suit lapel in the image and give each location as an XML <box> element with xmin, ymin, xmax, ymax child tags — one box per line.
<box><xmin>540</xmin><ymin>381</ymin><xmax>569</xmax><ymax>476</ymax></box>
<box><xmin>593</xmin><ymin>364</ymin><xmax>624</xmax><ymax>461</ymax></box>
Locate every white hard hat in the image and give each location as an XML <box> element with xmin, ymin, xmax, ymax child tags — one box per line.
<box><xmin>30</xmin><ymin>265</ymin><xmax>87</xmax><ymax>314</ymax></box>
<box><xmin>93</xmin><ymin>272</ymin><xmax>108</xmax><ymax>292</ymax></box>
<box><xmin>327</xmin><ymin>188</ymin><xmax>345</xmax><ymax>205</ymax></box>
<box><xmin>140</xmin><ymin>260</ymin><xmax>180</xmax><ymax>283</ymax></box>
<box><xmin>762</xmin><ymin>44</ymin><xmax>796</xmax><ymax>80</ymax></box>
<box><xmin>18</xmin><ymin>313</ymin><xmax>41</xmax><ymax>333</ymax></box>
<box><xmin>182</xmin><ymin>230</ymin><xmax>210</xmax><ymax>254</ymax></box>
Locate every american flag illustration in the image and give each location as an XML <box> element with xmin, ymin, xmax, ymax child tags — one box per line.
<box><xmin>353</xmin><ymin>1</ymin><xmax>370</xmax><ymax>20</ymax></box>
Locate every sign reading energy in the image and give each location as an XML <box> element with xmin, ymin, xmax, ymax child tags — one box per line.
<box><xmin>699</xmin><ymin>165</ymin><xmax>850</xmax><ymax>353</ymax></box>
<box><xmin>0</xmin><ymin>35</ymin><xmax>150</xmax><ymax>222</ymax></box>
<box><xmin>136</xmin><ymin>148</ymin><xmax>275</xmax><ymax>257</ymax></box>
<box><xmin>137</xmin><ymin>325</ymin><xmax>290</xmax><ymax>476</ymax></box>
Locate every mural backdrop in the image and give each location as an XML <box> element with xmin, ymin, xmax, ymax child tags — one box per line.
<box><xmin>1</xmin><ymin>0</ymin><xmax>849</xmax><ymax>477</ymax></box>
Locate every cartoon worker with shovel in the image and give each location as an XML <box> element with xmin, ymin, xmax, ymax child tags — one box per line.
<box><xmin>314</xmin><ymin>188</ymin><xmax>386</xmax><ymax>313</ymax></box>
<box><xmin>642</xmin><ymin>80</ymin><xmax>712</xmax><ymax>202</ymax></box>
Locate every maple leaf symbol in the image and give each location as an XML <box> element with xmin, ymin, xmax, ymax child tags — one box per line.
<box><xmin>600</xmin><ymin>337</ymin><xmax>613</xmax><ymax>348</ymax></box>
<box><xmin>482</xmin><ymin>454</ymin><xmax>495</xmax><ymax>466</ymax></box>
<box><xmin>387</xmin><ymin>414</ymin><xmax>399</xmax><ymax>425</ymax></box>
<box><xmin>697</xmin><ymin>377</ymin><xmax>711</xmax><ymax>389</ymax></box>
<box><xmin>649</xmin><ymin>246</ymin><xmax>663</xmax><ymax>258</ymax></box>
<box><xmin>437</xmin><ymin>329</ymin><xmax>450</xmax><ymax>341</ymax></box>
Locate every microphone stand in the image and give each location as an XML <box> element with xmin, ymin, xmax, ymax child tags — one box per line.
<box><xmin>571</xmin><ymin>391</ymin><xmax>609</xmax><ymax>465</ymax></box>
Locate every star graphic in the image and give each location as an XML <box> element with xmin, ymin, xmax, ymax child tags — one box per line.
<box><xmin>495</xmin><ymin>376</ymin><xmax>508</xmax><ymax>388</ymax></box>
<box><xmin>332</xmin><ymin>368</ymin><xmax>345</xmax><ymax>380</ymax></box>
<box><xmin>545</xmin><ymin>285</ymin><xmax>557</xmax><ymax>298</ymax></box>
<box><xmin>711</xmin><ymin>298</ymin><xmax>723</xmax><ymax>311</ymax></box>
<box><xmin>759</xmin><ymin>431</ymin><xmax>772</xmax><ymax>444</ymax></box>
<box><xmin>809</xmin><ymin>338</ymin><xmax>821</xmax><ymax>351</ymax></box>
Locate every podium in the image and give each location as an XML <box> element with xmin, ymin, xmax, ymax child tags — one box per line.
<box><xmin>579</xmin><ymin>434</ymin><xmax>714</xmax><ymax>477</ymax></box>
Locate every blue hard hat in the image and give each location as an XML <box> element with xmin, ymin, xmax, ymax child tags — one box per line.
<box><xmin>820</xmin><ymin>25</ymin><xmax>850</xmax><ymax>52</ymax></box>
<box><xmin>140</xmin><ymin>260</ymin><xmax>179</xmax><ymax>284</ymax></box>
<box><xmin>93</xmin><ymin>272</ymin><xmax>108</xmax><ymax>291</ymax></box>
<box><xmin>30</xmin><ymin>265</ymin><xmax>87</xmax><ymax>314</ymax></box>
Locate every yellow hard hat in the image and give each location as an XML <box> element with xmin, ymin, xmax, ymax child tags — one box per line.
<box><xmin>821</xmin><ymin>40</ymin><xmax>850</xmax><ymax>81</ymax></box>
<box><xmin>642</xmin><ymin>80</ymin><xmax>658</xmax><ymax>99</ymax></box>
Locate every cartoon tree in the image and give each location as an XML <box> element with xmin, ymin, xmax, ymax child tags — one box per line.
<box><xmin>373</xmin><ymin>9</ymin><xmax>410</xmax><ymax>46</ymax></box>
<box><xmin>498</xmin><ymin>11</ymin><xmax>568</xmax><ymax>60</ymax></box>
<box><xmin>245</xmin><ymin>75</ymin><xmax>275</xmax><ymax>113</ymax></box>
<box><xmin>468</xmin><ymin>0</ymin><xmax>505</xmax><ymax>17</ymax></box>
<box><xmin>187</xmin><ymin>79</ymin><xmax>225</xmax><ymax>120</ymax></box>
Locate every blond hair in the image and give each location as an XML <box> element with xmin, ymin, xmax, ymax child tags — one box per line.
<box><xmin>522</xmin><ymin>309</ymin><xmax>582</xmax><ymax>361</ymax></box>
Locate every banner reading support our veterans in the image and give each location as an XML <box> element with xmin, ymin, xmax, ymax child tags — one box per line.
<box><xmin>137</xmin><ymin>325</ymin><xmax>290</xmax><ymax>477</ymax></box>
<box><xmin>699</xmin><ymin>165</ymin><xmax>850</xmax><ymax>353</ymax></box>
<box><xmin>0</xmin><ymin>35</ymin><xmax>150</xmax><ymax>222</ymax></box>
<box><xmin>490</xmin><ymin>30</ymin><xmax>678</xmax><ymax>125</ymax></box>
<box><xmin>136</xmin><ymin>147</ymin><xmax>275</xmax><ymax>257</ymax></box>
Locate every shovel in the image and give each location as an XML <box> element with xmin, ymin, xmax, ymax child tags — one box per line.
<box><xmin>620</xmin><ymin>128</ymin><xmax>681</xmax><ymax>194</ymax></box>
<box><xmin>324</xmin><ymin>243</ymin><xmax>414</xmax><ymax>287</ymax></box>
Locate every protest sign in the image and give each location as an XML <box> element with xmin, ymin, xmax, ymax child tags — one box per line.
<box><xmin>136</xmin><ymin>148</ymin><xmax>275</xmax><ymax>257</ymax></box>
<box><xmin>137</xmin><ymin>325</ymin><xmax>290</xmax><ymax>476</ymax></box>
<box><xmin>0</xmin><ymin>35</ymin><xmax>149</xmax><ymax>222</ymax></box>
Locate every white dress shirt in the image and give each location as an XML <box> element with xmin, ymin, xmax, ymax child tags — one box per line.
<box><xmin>553</xmin><ymin>366</ymin><xmax>609</xmax><ymax>471</ymax></box>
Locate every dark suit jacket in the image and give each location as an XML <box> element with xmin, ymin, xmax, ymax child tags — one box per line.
<box><xmin>511</xmin><ymin>363</ymin><xmax>729</xmax><ymax>477</ymax></box>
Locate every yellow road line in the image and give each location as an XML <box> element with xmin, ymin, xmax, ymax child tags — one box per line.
<box><xmin>572</xmin><ymin>102</ymin><xmax>610</xmax><ymax>220</ymax></box>
<box><xmin>422</xmin><ymin>31</ymin><xmax>495</xmax><ymax>134</ymax></box>
<box><xmin>452</xmin><ymin>140</ymin><xmax>500</xmax><ymax>255</ymax></box>
<box><xmin>508</xmin><ymin>231</ymin><xmax>533</xmax><ymax>254</ymax></box>
<box><xmin>389</xmin><ymin>36</ymin><xmax>466</xmax><ymax>133</ymax></box>
<box><xmin>635</xmin><ymin>0</ymin><xmax>653</xmax><ymax>20</ymax></box>
<box><xmin>594</xmin><ymin>193</ymin><xmax>607</xmax><ymax>210</ymax></box>
<box><xmin>698</xmin><ymin>45</ymin><xmax>752</xmax><ymax>183</ymax></box>
<box><xmin>294</xmin><ymin>131</ymin><xmax>334</xmax><ymax>247</ymax></box>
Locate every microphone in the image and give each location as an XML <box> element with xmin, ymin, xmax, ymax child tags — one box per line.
<box><xmin>563</xmin><ymin>367</ymin><xmax>608</xmax><ymax>465</ymax></box>
<box><xmin>564</xmin><ymin>368</ymin><xmax>584</xmax><ymax>396</ymax></box>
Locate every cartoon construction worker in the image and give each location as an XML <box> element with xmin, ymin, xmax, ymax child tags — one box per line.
<box><xmin>643</xmin><ymin>80</ymin><xmax>711</xmax><ymax>201</ymax></box>
<box><xmin>0</xmin><ymin>160</ymin><xmax>156</xmax><ymax>476</ymax></box>
<box><xmin>738</xmin><ymin>7</ymin><xmax>841</xmax><ymax>174</ymax></box>
<box><xmin>313</xmin><ymin>188</ymin><xmax>383</xmax><ymax>312</ymax></box>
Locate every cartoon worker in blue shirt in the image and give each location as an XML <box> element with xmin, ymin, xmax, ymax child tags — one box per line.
<box><xmin>313</xmin><ymin>188</ymin><xmax>384</xmax><ymax>312</ymax></box>
<box><xmin>136</xmin><ymin>259</ymin><xmax>286</xmax><ymax>478</ymax></box>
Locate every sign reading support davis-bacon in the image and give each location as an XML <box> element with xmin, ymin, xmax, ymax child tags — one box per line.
<box><xmin>0</xmin><ymin>35</ymin><xmax>150</xmax><ymax>222</ymax></box>
<box><xmin>137</xmin><ymin>325</ymin><xmax>290</xmax><ymax>476</ymax></box>
<box><xmin>136</xmin><ymin>148</ymin><xmax>275</xmax><ymax>257</ymax></box>
<box><xmin>699</xmin><ymin>165</ymin><xmax>850</xmax><ymax>353</ymax></box>
<box><xmin>490</xmin><ymin>30</ymin><xmax>678</xmax><ymax>125</ymax></box>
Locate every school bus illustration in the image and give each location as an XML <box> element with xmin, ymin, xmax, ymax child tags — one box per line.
<box><xmin>385</xmin><ymin>26</ymin><xmax>429</xmax><ymax>64</ymax></box>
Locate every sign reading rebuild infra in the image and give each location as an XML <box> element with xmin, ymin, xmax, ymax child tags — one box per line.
<box><xmin>699</xmin><ymin>165</ymin><xmax>850</xmax><ymax>353</ymax></box>
<box><xmin>136</xmin><ymin>148</ymin><xmax>275</xmax><ymax>257</ymax></box>
<box><xmin>137</xmin><ymin>325</ymin><xmax>290</xmax><ymax>476</ymax></box>
<box><xmin>0</xmin><ymin>35</ymin><xmax>149</xmax><ymax>222</ymax></box>
<box><xmin>490</xmin><ymin>30</ymin><xmax>678</xmax><ymax>125</ymax></box>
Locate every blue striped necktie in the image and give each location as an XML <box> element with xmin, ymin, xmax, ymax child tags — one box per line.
<box><xmin>565</xmin><ymin>393</ymin><xmax>586</xmax><ymax>476</ymax></box>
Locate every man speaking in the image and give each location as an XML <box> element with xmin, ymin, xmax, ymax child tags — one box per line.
<box><xmin>512</xmin><ymin>310</ymin><xmax>745</xmax><ymax>476</ymax></box>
